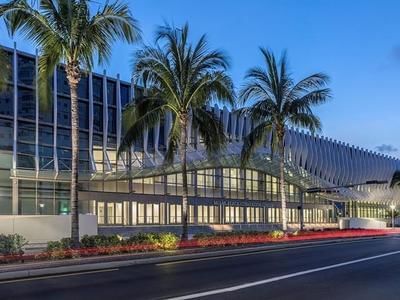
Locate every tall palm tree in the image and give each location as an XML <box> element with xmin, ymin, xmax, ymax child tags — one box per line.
<box><xmin>119</xmin><ymin>23</ymin><xmax>234</xmax><ymax>240</ymax></box>
<box><xmin>0</xmin><ymin>0</ymin><xmax>140</xmax><ymax>247</ymax></box>
<box><xmin>240</xmin><ymin>48</ymin><xmax>331</xmax><ymax>232</ymax></box>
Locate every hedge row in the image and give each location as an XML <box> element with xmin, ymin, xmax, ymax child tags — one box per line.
<box><xmin>47</xmin><ymin>232</ymin><xmax>179</xmax><ymax>254</ymax></box>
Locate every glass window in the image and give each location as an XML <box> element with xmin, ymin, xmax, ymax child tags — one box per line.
<box><xmin>108</xmin><ymin>107</ymin><xmax>116</xmax><ymax>134</ymax></box>
<box><xmin>97</xmin><ymin>202</ymin><xmax>105</xmax><ymax>224</ymax></box>
<box><xmin>153</xmin><ymin>204</ymin><xmax>160</xmax><ymax>224</ymax></box>
<box><xmin>18</xmin><ymin>88</ymin><xmax>36</xmax><ymax>119</ymax></box>
<box><xmin>123</xmin><ymin>201</ymin><xmax>130</xmax><ymax>225</ymax></box>
<box><xmin>0</xmin><ymin>171</ymin><xmax>12</xmax><ymax>214</ymax></box>
<box><xmin>121</xmin><ymin>84</ymin><xmax>130</xmax><ymax>108</ymax></box>
<box><xmin>188</xmin><ymin>205</ymin><xmax>194</xmax><ymax>224</ymax></box>
<box><xmin>107</xmin><ymin>81</ymin><xmax>116</xmax><ymax>105</ymax></box>
<box><xmin>93</xmin><ymin>76</ymin><xmax>103</xmax><ymax>103</ymax></box>
<box><xmin>224</xmin><ymin>205</ymin><xmax>244</xmax><ymax>223</ymax></box>
<box><xmin>57</xmin><ymin>96</ymin><xmax>71</xmax><ymax>126</ymax></box>
<box><xmin>57</xmin><ymin>67</ymin><xmax>70</xmax><ymax>95</ymax></box>
<box><xmin>57</xmin><ymin>128</ymin><xmax>71</xmax><ymax>148</ymax></box>
<box><xmin>146</xmin><ymin>203</ymin><xmax>153</xmax><ymax>223</ymax></box>
<box><xmin>18</xmin><ymin>121</ymin><xmax>35</xmax><ymax>143</ymax></box>
<box><xmin>18</xmin><ymin>55</ymin><xmax>35</xmax><ymax>86</ymax></box>
<box><xmin>78</xmin><ymin>74</ymin><xmax>89</xmax><ymax>99</ymax></box>
<box><xmin>107</xmin><ymin>203</ymin><xmax>114</xmax><ymax>224</ymax></box>
<box><xmin>39</xmin><ymin>145</ymin><xmax>53</xmax><ymax>158</ymax></box>
<box><xmin>170</xmin><ymin>204</ymin><xmax>182</xmax><ymax>224</ymax></box>
<box><xmin>79</xmin><ymin>101</ymin><xmax>89</xmax><ymax>129</ymax></box>
<box><xmin>79</xmin><ymin>131</ymin><xmax>89</xmax><ymax>149</ymax></box>
<box><xmin>39</xmin><ymin>99</ymin><xmax>53</xmax><ymax>123</ymax></box>
<box><xmin>138</xmin><ymin>203</ymin><xmax>145</xmax><ymax>224</ymax></box>
<box><xmin>0</xmin><ymin>86</ymin><xmax>13</xmax><ymax>116</ymax></box>
<box><xmin>0</xmin><ymin>119</ymin><xmax>13</xmax><ymax>151</ymax></box>
<box><xmin>3</xmin><ymin>51</ymin><xmax>13</xmax><ymax>82</ymax></box>
<box><xmin>37</xmin><ymin>181</ymin><xmax>54</xmax><ymax>215</ymax></box>
<box><xmin>93</xmin><ymin>104</ymin><xmax>103</xmax><ymax>132</ymax></box>
<box><xmin>131</xmin><ymin>201</ymin><xmax>137</xmax><ymax>225</ymax></box>
<box><xmin>39</xmin><ymin>125</ymin><xmax>53</xmax><ymax>145</ymax></box>
<box><xmin>17</xmin><ymin>142</ymin><xmax>35</xmax><ymax>155</ymax></box>
<box><xmin>210</xmin><ymin>206</ymin><xmax>219</xmax><ymax>223</ymax></box>
<box><xmin>115</xmin><ymin>202</ymin><xmax>123</xmax><ymax>224</ymax></box>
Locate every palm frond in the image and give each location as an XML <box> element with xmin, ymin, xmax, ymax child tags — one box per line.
<box><xmin>241</xmin><ymin>121</ymin><xmax>273</xmax><ymax>167</ymax></box>
<box><xmin>288</xmin><ymin>112</ymin><xmax>322</xmax><ymax>134</ymax></box>
<box><xmin>0</xmin><ymin>49</ymin><xmax>11</xmax><ymax>91</ymax></box>
<box><xmin>239</xmin><ymin>47</ymin><xmax>330</xmax><ymax>166</ymax></box>
<box><xmin>192</xmin><ymin>107</ymin><xmax>227</xmax><ymax>156</ymax></box>
<box><xmin>88</xmin><ymin>0</ymin><xmax>141</xmax><ymax>65</ymax></box>
<box><xmin>164</xmin><ymin>116</ymin><xmax>180</xmax><ymax>165</ymax></box>
<box><xmin>124</xmin><ymin>22</ymin><xmax>234</xmax><ymax>166</ymax></box>
<box><xmin>1</xmin><ymin>0</ymin><xmax>140</xmax><ymax>109</ymax></box>
<box><xmin>288</xmin><ymin>88</ymin><xmax>331</xmax><ymax>114</ymax></box>
<box><xmin>287</xmin><ymin>72</ymin><xmax>330</xmax><ymax>100</ymax></box>
<box><xmin>118</xmin><ymin>101</ymin><xmax>167</xmax><ymax>155</ymax></box>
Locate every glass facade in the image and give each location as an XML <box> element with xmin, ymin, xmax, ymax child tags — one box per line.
<box><xmin>0</xmin><ymin>46</ymin><xmax>394</xmax><ymax>231</ymax></box>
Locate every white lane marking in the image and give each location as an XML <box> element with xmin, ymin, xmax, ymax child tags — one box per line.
<box><xmin>156</xmin><ymin>238</ymin><xmax>383</xmax><ymax>266</ymax></box>
<box><xmin>165</xmin><ymin>250</ymin><xmax>400</xmax><ymax>300</ymax></box>
<box><xmin>0</xmin><ymin>268</ymin><xmax>119</xmax><ymax>285</ymax></box>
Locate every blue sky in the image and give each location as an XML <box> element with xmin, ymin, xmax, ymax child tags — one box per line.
<box><xmin>0</xmin><ymin>0</ymin><xmax>399</xmax><ymax>157</ymax></box>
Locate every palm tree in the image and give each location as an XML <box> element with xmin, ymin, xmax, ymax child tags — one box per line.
<box><xmin>119</xmin><ymin>23</ymin><xmax>234</xmax><ymax>240</ymax></box>
<box><xmin>240</xmin><ymin>48</ymin><xmax>331</xmax><ymax>232</ymax></box>
<box><xmin>0</xmin><ymin>0</ymin><xmax>140</xmax><ymax>247</ymax></box>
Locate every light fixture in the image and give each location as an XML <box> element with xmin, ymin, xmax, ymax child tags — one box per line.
<box><xmin>390</xmin><ymin>204</ymin><xmax>395</xmax><ymax>210</ymax></box>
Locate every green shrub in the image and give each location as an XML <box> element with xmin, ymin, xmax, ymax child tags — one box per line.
<box><xmin>60</xmin><ymin>237</ymin><xmax>73</xmax><ymax>249</ymax></box>
<box><xmin>80</xmin><ymin>235</ymin><xmax>96</xmax><ymax>248</ymax></box>
<box><xmin>127</xmin><ymin>232</ymin><xmax>158</xmax><ymax>245</ymax></box>
<box><xmin>0</xmin><ymin>234</ymin><xmax>28</xmax><ymax>256</ymax></box>
<box><xmin>46</xmin><ymin>241</ymin><xmax>62</xmax><ymax>252</ymax></box>
<box><xmin>80</xmin><ymin>234</ymin><xmax>123</xmax><ymax>248</ymax></box>
<box><xmin>46</xmin><ymin>237</ymin><xmax>73</xmax><ymax>252</ymax></box>
<box><xmin>127</xmin><ymin>232</ymin><xmax>178</xmax><ymax>250</ymax></box>
<box><xmin>157</xmin><ymin>233</ymin><xmax>179</xmax><ymax>250</ymax></box>
<box><xmin>269</xmin><ymin>230</ymin><xmax>285</xmax><ymax>239</ymax></box>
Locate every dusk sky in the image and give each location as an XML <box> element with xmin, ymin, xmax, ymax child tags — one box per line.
<box><xmin>1</xmin><ymin>0</ymin><xmax>399</xmax><ymax>158</ymax></box>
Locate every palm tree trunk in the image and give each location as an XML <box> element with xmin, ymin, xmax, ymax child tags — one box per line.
<box><xmin>179</xmin><ymin>114</ymin><xmax>189</xmax><ymax>241</ymax></box>
<box><xmin>278</xmin><ymin>131</ymin><xmax>288</xmax><ymax>232</ymax></box>
<box><xmin>67</xmin><ymin>63</ymin><xmax>81</xmax><ymax>248</ymax></box>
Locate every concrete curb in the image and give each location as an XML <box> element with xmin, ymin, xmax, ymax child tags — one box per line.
<box><xmin>0</xmin><ymin>236</ymin><xmax>390</xmax><ymax>281</ymax></box>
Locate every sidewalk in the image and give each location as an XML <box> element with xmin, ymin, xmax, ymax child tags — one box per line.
<box><xmin>0</xmin><ymin>234</ymin><xmax>394</xmax><ymax>281</ymax></box>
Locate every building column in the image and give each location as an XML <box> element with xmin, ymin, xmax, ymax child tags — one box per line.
<box><xmin>12</xmin><ymin>178</ymin><xmax>19</xmax><ymax>215</ymax></box>
<box><xmin>53</xmin><ymin>69</ymin><xmax>59</xmax><ymax>173</ymax></box>
<box><xmin>34</xmin><ymin>49</ymin><xmax>39</xmax><ymax>172</ymax></box>
<box><xmin>88</xmin><ymin>72</ymin><xmax>95</xmax><ymax>171</ymax></box>
<box><xmin>12</xmin><ymin>42</ymin><xmax>18</xmax><ymax>173</ymax></box>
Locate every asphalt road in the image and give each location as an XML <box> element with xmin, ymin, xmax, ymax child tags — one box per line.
<box><xmin>1</xmin><ymin>237</ymin><xmax>400</xmax><ymax>300</ymax></box>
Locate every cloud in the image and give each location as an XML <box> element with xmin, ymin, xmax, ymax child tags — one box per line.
<box><xmin>376</xmin><ymin>144</ymin><xmax>398</xmax><ymax>153</ymax></box>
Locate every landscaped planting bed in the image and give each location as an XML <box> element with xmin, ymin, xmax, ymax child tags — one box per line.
<box><xmin>0</xmin><ymin>229</ymin><xmax>397</xmax><ymax>264</ymax></box>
